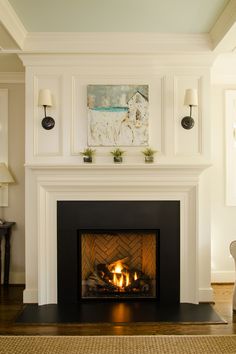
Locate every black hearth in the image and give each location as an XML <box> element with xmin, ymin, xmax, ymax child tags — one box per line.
<box><xmin>57</xmin><ymin>201</ymin><xmax>180</xmax><ymax>305</ymax></box>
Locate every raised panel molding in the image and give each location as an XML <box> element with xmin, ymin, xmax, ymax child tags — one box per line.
<box><xmin>173</xmin><ymin>75</ymin><xmax>203</xmax><ymax>156</ymax></box>
<box><xmin>225</xmin><ymin>90</ymin><xmax>236</xmax><ymax>206</ymax></box>
<box><xmin>33</xmin><ymin>74</ymin><xmax>63</xmax><ymax>157</ymax></box>
<box><xmin>23</xmin><ymin>56</ymin><xmax>211</xmax><ymax>165</ymax></box>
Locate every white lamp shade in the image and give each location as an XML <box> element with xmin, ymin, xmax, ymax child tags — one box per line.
<box><xmin>0</xmin><ymin>163</ymin><xmax>14</xmax><ymax>184</ymax></box>
<box><xmin>184</xmin><ymin>89</ymin><xmax>198</xmax><ymax>106</ymax></box>
<box><xmin>38</xmin><ymin>89</ymin><xmax>53</xmax><ymax>106</ymax></box>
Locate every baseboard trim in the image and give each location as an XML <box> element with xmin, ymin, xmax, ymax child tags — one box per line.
<box><xmin>211</xmin><ymin>271</ymin><xmax>235</xmax><ymax>283</ymax></box>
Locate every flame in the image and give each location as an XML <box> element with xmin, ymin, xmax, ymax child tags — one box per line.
<box><xmin>114</xmin><ymin>262</ymin><xmax>123</xmax><ymax>274</ymax></box>
<box><xmin>113</xmin><ymin>273</ymin><xmax>118</xmax><ymax>285</ymax></box>
<box><xmin>125</xmin><ymin>272</ymin><xmax>130</xmax><ymax>287</ymax></box>
<box><xmin>111</xmin><ymin>262</ymin><xmax>137</xmax><ymax>289</ymax></box>
<box><xmin>118</xmin><ymin>274</ymin><xmax>124</xmax><ymax>288</ymax></box>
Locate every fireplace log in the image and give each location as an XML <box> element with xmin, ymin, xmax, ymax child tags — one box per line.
<box><xmin>87</xmin><ymin>271</ymin><xmax>116</xmax><ymax>291</ymax></box>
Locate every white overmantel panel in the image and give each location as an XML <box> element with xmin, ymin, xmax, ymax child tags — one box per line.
<box><xmin>23</xmin><ymin>164</ymin><xmax>212</xmax><ymax>305</ymax></box>
<box><xmin>20</xmin><ymin>54</ymin><xmax>212</xmax><ymax>166</ymax></box>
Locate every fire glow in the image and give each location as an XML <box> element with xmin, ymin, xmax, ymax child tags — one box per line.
<box><xmin>111</xmin><ymin>261</ymin><xmax>138</xmax><ymax>289</ymax></box>
<box><xmin>85</xmin><ymin>256</ymin><xmax>151</xmax><ymax>297</ymax></box>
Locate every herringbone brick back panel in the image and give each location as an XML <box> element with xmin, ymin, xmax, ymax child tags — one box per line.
<box><xmin>81</xmin><ymin>234</ymin><xmax>95</xmax><ymax>280</ymax></box>
<box><xmin>81</xmin><ymin>232</ymin><xmax>156</xmax><ymax>279</ymax></box>
<box><xmin>142</xmin><ymin>234</ymin><xmax>156</xmax><ymax>278</ymax></box>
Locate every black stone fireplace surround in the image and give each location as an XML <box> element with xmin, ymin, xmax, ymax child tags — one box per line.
<box><xmin>57</xmin><ymin>200</ymin><xmax>180</xmax><ymax>305</ymax></box>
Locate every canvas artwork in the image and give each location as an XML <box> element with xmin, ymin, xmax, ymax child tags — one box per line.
<box><xmin>87</xmin><ymin>85</ymin><xmax>149</xmax><ymax>146</ymax></box>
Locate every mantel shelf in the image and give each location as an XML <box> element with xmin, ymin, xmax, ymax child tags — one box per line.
<box><xmin>25</xmin><ymin>163</ymin><xmax>211</xmax><ymax>171</ymax></box>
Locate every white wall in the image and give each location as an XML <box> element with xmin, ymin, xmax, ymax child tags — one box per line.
<box><xmin>211</xmin><ymin>80</ymin><xmax>236</xmax><ymax>282</ymax></box>
<box><xmin>0</xmin><ymin>83</ymin><xmax>25</xmax><ymax>284</ymax></box>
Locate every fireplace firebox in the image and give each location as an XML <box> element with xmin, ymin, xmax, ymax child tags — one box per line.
<box><xmin>57</xmin><ymin>201</ymin><xmax>180</xmax><ymax>304</ymax></box>
<box><xmin>79</xmin><ymin>230</ymin><xmax>158</xmax><ymax>299</ymax></box>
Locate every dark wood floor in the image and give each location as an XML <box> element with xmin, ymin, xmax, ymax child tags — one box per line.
<box><xmin>0</xmin><ymin>284</ymin><xmax>236</xmax><ymax>335</ymax></box>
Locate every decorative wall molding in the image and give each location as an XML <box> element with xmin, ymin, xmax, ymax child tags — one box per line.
<box><xmin>0</xmin><ymin>72</ymin><xmax>24</xmax><ymax>83</ymax></box>
<box><xmin>24</xmin><ymin>164</ymin><xmax>209</xmax><ymax>305</ymax></box>
<box><xmin>19</xmin><ymin>53</ymin><xmax>215</xmax><ymax>67</ymax></box>
<box><xmin>173</xmin><ymin>75</ymin><xmax>203</xmax><ymax>156</ymax></box>
<box><xmin>22</xmin><ymin>53</ymin><xmax>213</xmax><ymax>306</ymax></box>
<box><xmin>0</xmin><ymin>0</ymin><xmax>27</xmax><ymax>50</ymax></box>
<box><xmin>210</xmin><ymin>0</ymin><xmax>236</xmax><ymax>52</ymax></box>
<box><xmin>22</xmin><ymin>56</ymin><xmax>212</xmax><ymax>166</ymax></box>
<box><xmin>22</xmin><ymin>32</ymin><xmax>213</xmax><ymax>55</ymax></box>
<box><xmin>225</xmin><ymin>90</ymin><xmax>236</xmax><ymax>206</ymax></box>
<box><xmin>33</xmin><ymin>74</ymin><xmax>62</xmax><ymax>157</ymax></box>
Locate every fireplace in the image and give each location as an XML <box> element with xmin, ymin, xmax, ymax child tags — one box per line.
<box><xmin>57</xmin><ymin>200</ymin><xmax>180</xmax><ymax>304</ymax></box>
<box><xmin>79</xmin><ymin>230</ymin><xmax>158</xmax><ymax>299</ymax></box>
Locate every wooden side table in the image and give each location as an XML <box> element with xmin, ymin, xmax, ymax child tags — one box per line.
<box><xmin>0</xmin><ymin>222</ymin><xmax>15</xmax><ymax>286</ymax></box>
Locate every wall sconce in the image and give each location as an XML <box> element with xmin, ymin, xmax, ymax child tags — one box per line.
<box><xmin>38</xmin><ymin>89</ymin><xmax>55</xmax><ymax>130</ymax></box>
<box><xmin>0</xmin><ymin>162</ymin><xmax>14</xmax><ymax>224</ymax></box>
<box><xmin>181</xmin><ymin>89</ymin><xmax>198</xmax><ymax>130</ymax></box>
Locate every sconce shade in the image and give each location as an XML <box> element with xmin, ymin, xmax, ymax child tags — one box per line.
<box><xmin>184</xmin><ymin>89</ymin><xmax>198</xmax><ymax>106</ymax></box>
<box><xmin>0</xmin><ymin>163</ymin><xmax>14</xmax><ymax>184</ymax></box>
<box><xmin>38</xmin><ymin>89</ymin><xmax>53</xmax><ymax>107</ymax></box>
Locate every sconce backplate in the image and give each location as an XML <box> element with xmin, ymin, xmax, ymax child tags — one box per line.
<box><xmin>181</xmin><ymin>116</ymin><xmax>195</xmax><ymax>130</ymax></box>
<box><xmin>41</xmin><ymin>116</ymin><xmax>55</xmax><ymax>130</ymax></box>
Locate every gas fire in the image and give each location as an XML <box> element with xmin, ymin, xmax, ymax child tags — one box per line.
<box><xmin>111</xmin><ymin>262</ymin><xmax>138</xmax><ymax>289</ymax></box>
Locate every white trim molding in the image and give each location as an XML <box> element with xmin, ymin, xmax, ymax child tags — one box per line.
<box><xmin>225</xmin><ymin>90</ymin><xmax>236</xmax><ymax>206</ymax></box>
<box><xmin>0</xmin><ymin>0</ymin><xmax>27</xmax><ymax>50</ymax></box>
<box><xmin>24</xmin><ymin>164</ymin><xmax>211</xmax><ymax>305</ymax></box>
<box><xmin>23</xmin><ymin>32</ymin><xmax>213</xmax><ymax>55</ymax></box>
<box><xmin>211</xmin><ymin>270</ymin><xmax>235</xmax><ymax>283</ymax></box>
<box><xmin>210</xmin><ymin>0</ymin><xmax>236</xmax><ymax>53</ymax></box>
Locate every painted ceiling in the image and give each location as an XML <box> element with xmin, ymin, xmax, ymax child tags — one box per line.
<box><xmin>8</xmin><ymin>0</ymin><xmax>229</xmax><ymax>33</ymax></box>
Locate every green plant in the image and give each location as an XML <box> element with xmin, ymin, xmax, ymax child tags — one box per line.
<box><xmin>142</xmin><ymin>147</ymin><xmax>157</xmax><ymax>157</ymax></box>
<box><xmin>80</xmin><ymin>148</ymin><xmax>96</xmax><ymax>158</ymax></box>
<box><xmin>110</xmin><ymin>148</ymin><xmax>125</xmax><ymax>158</ymax></box>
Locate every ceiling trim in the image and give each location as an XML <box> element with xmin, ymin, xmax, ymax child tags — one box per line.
<box><xmin>19</xmin><ymin>53</ymin><xmax>215</xmax><ymax>67</ymax></box>
<box><xmin>210</xmin><ymin>0</ymin><xmax>236</xmax><ymax>52</ymax></box>
<box><xmin>0</xmin><ymin>0</ymin><xmax>27</xmax><ymax>50</ymax></box>
<box><xmin>22</xmin><ymin>32</ymin><xmax>212</xmax><ymax>54</ymax></box>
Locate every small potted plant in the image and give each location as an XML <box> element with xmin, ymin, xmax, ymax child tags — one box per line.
<box><xmin>80</xmin><ymin>148</ymin><xmax>96</xmax><ymax>163</ymax></box>
<box><xmin>142</xmin><ymin>147</ymin><xmax>157</xmax><ymax>163</ymax></box>
<box><xmin>110</xmin><ymin>148</ymin><xmax>125</xmax><ymax>163</ymax></box>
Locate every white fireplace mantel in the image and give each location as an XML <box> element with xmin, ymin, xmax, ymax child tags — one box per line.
<box><xmin>24</xmin><ymin>163</ymin><xmax>212</xmax><ymax>305</ymax></box>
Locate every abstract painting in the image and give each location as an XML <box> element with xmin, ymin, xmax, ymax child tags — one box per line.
<box><xmin>87</xmin><ymin>85</ymin><xmax>149</xmax><ymax>146</ymax></box>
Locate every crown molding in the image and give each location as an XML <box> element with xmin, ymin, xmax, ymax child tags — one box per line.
<box><xmin>18</xmin><ymin>53</ymin><xmax>215</xmax><ymax>68</ymax></box>
<box><xmin>0</xmin><ymin>72</ymin><xmax>25</xmax><ymax>83</ymax></box>
<box><xmin>0</xmin><ymin>0</ymin><xmax>27</xmax><ymax>50</ymax></box>
<box><xmin>22</xmin><ymin>32</ymin><xmax>212</xmax><ymax>54</ymax></box>
<box><xmin>210</xmin><ymin>0</ymin><xmax>236</xmax><ymax>52</ymax></box>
